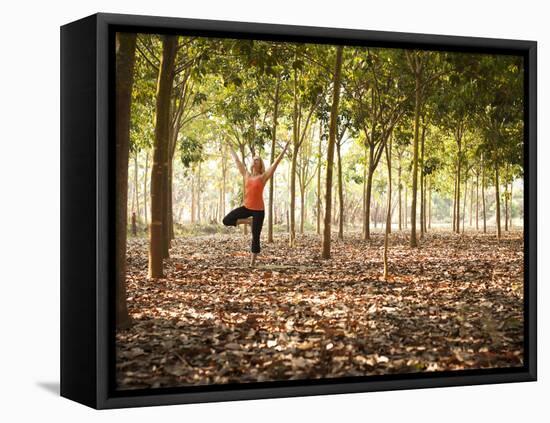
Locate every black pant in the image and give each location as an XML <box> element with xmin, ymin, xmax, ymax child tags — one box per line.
<box><xmin>222</xmin><ymin>206</ymin><xmax>265</xmax><ymax>254</ymax></box>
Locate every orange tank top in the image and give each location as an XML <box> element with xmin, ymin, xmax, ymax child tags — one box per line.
<box><xmin>244</xmin><ymin>175</ymin><xmax>265</xmax><ymax>211</ymax></box>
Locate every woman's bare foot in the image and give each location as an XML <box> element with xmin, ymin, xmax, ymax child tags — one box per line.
<box><xmin>250</xmin><ymin>253</ymin><xmax>258</xmax><ymax>267</ymax></box>
<box><xmin>236</xmin><ymin>217</ymin><xmax>253</xmax><ymax>225</ymax></box>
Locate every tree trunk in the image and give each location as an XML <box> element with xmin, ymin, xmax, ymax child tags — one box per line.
<box><xmin>317</xmin><ymin>125</ymin><xmax>322</xmax><ymax>235</ymax></box>
<box><xmin>504</xmin><ymin>182</ymin><xmax>508</xmax><ymax>232</ymax></box>
<box><xmin>148</xmin><ymin>35</ymin><xmax>177</xmax><ymax>279</ymax></box>
<box><xmin>384</xmin><ymin>136</ymin><xmax>392</xmax><ymax>279</ymax></box>
<box><xmin>289</xmin><ymin>152</ymin><xmax>297</xmax><ymax>246</ymax></box>
<box><xmin>428</xmin><ymin>178</ymin><xmax>432</xmax><ymax>229</ymax></box>
<box><xmin>420</xmin><ymin>124</ymin><xmax>425</xmax><ymax>237</ymax></box>
<box><xmin>475</xmin><ymin>171</ymin><xmax>479</xmax><ymax>230</ymax></box>
<box><xmin>455</xmin><ymin>142</ymin><xmax>462</xmax><ymax>233</ymax></box>
<box><xmin>495</xmin><ymin>165</ymin><xmax>501</xmax><ymax>240</ymax></box>
<box><xmin>222</xmin><ymin>148</ymin><xmax>227</xmax><ymax>219</ymax></box>
<box><xmin>300</xmin><ymin>184</ymin><xmax>305</xmax><ymax>234</ymax></box>
<box><xmin>362</xmin><ymin>147</ymin><xmax>368</xmax><ymax>236</ymax></box>
<box><xmin>289</xmin><ymin>64</ymin><xmax>299</xmax><ymax>247</ymax></box>
<box><xmin>134</xmin><ymin>152</ymin><xmax>140</xmax><ymax>223</ymax></box>
<box><xmin>286</xmin><ymin>209</ymin><xmax>289</xmax><ymax>232</ymax></box>
<box><xmin>509</xmin><ymin>181</ymin><xmax>513</xmax><ymax>229</ymax></box>
<box><xmin>143</xmin><ymin>150</ymin><xmax>149</xmax><ymax>226</ymax></box>
<box><xmin>410</xmin><ymin>72</ymin><xmax>421</xmax><ymax>247</ymax></box>
<box><xmin>197</xmin><ymin>162</ymin><xmax>202</xmax><ymax>223</ymax></box>
<box><xmin>469</xmin><ymin>176</ymin><xmax>474</xmax><ymax>227</ymax></box>
<box><xmin>168</xmin><ymin>160</ymin><xmax>175</xmax><ymax>240</ymax></box>
<box><xmin>191</xmin><ymin>173</ymin><xmax>196</xmax><ymax>223</ymax></box>
<box><xmin>321</xmin><ymin>46</ymin><xmax>343</xmax><ymax>259</ymax></box>
<box><xmin>398</xmin><ymin>163</ymin><xmax>402</xmax><ymax>231</ymax></box>
<box><xmin>332</xmin><ymin>175</ymin><xmax>338</xmax><ymax>225</ymax></box>
<box><xmin>364</xmin><ymin>146</ymin><xmax>374</xmax><ymax>240</ymax></box>
<box><xmin>160</xmin><ymin>159</ymin><xmax>170</xmax><ymax>258</ymax></box>
<box><xmin>462</xmin><ymin>175</ymin><xmax>467</xmax><ymax>234</ymax></box>
<box><xmin>268</xmin><ymin>77</ymin><xmax>280</xmax><ymax>243</ymax></box>
<box><xmin>482</xmin><ymin>157</ymin><xmax>487</xmax><ymax>233</ymax></box>
<box><xmin>130</xmin><ymin>170</ymin><xmax>136</xmax><ymax>217</ymax></box>
<box><xmin>404</xmin><ymin>186</ymin><xmax>408</xmax><ymax>229</ymax></box>
<box><xmin>337</xmin><ymin>139</ymin><xmax>344</xmax><ymax>240</ymax></box>
<box><xmin>453</xmin><ymin>168</ymin><xmax>457</xmax><ymax>232</ymax></box>
<box><xmin>115</xmin><ymin>32</ymin><xmax>137</xmax><ymax>329</ymax></box>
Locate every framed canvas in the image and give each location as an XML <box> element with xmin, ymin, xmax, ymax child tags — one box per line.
<box><xmin>60</xmin><ymin>12</ymin><xmax>537</xmax><ymax>409</ymax></box>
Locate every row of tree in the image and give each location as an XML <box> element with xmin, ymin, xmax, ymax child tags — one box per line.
<box><xmin>115</xmin><ymin>33</ymin><xmax>523</xmax><ymax>328</ymax></box>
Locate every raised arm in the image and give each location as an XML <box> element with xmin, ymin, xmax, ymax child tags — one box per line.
<box><xmin>263</xmin><ymin>140</ymin><xmax>290</xmax><ymax>184</ymax></box>
<box><xmin>229</xmin><ymin>147</ymin><xmax>249</xmax><ymax>178</ymax></box>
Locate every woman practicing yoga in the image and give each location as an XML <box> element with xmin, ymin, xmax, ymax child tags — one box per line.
<box><xmin>223</xmin><ymin>141</ymin><xmax>290</xmax><ymax>266</ymax></box>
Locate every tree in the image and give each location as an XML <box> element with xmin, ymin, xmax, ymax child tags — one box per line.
<box><xmin>347</xmin><ymin>48</ymin><xmax>412</xmax><ymax>240</ymax></box>
<box><xmin>321</xmin><ymin>46</ymin><xmax>344</xmax><ymax>259</ymax></box>
<box><xmin>476</xmin><ymin>54</ymin><xmax>524</xmax><ymax>240</ymax></box>
<box><xmin>288</xmin><ymin>44</ymin><xmax>329</xmax><ymax>246</ymax></box>
<box><xmin>115</xmin><ymin>32</ymin><xmax>137</xmax><ymax>329</ymax></box>
<box><xmin>148</xmin><ymin>35</ymin><xmax>178</xmax><ymax>279</ymax></box>
<box><xmin>383</xmin><ymin>133</ymin><xmax>393</xmax><ymax>279</ymax></box>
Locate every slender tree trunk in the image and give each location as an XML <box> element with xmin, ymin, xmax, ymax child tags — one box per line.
<box><xmin>322</xmin><ymin>46</ymin><xmax>343</xmax><ymax>259</ymax></box>
<box><xmin>398</xmin><ymin>162</ymin><xmax>402</xmax><ymax>231</ymax></box>
<box><xmin>134</xmin><ymin>152</ymin><xmax>140</xmax><ymax>223</ymax></box>
<box><xmin>286</xmin><ymin>209</ymin><xmax>289</xmax><ymax>232</ymax></box>
<box><xmin>191</xmin><ymin>173</ymin><xmax>196</xmax><ymax>223</ymax></box>
<box><xmin>268</xmin><ymin>77</ymin><xmax>280</xmax><ymax>243</ymax></box>
<box><xmin>469</xmin><ymin>176</ymin><xmax>474</xmax><ymax>227</ymax></box>
<box><xmin>317</xmin><ymin>125</ymin><xmax>322</xmax><ymax>235</ymax></box>
<box><xmin>504</xmin><ymin>182</ymin><xmax>508</xmax><ymax>232</ymax></box>
<box><xmin>475</xmin><ymin>171</ymin><xmax>479</xmax><ymax>230</ymax></box>
<box><xmin>131</xmin><ymin>165</ymin><xmax>136</xmax><ymax>216</ymax></box>
<box><xmin>422</xmin><ymin>175</ymin><xmax>427</xmax><ymax>233</ymax></box>
<box><xmin>384</xmin><ymin>136</ymin><xmax>392</xmax><ymax>279</ymax></box>
<box><xmin>148</xmin><ymin>35</ymin><xmax>177</xmax><ymax>279</ymax></box>
<box><xmin>462</xmin><ymin>176</ymin><xmax>467</xmax><ymax>234</ymax></box>
<box><xmin>332</xmin><ymin>175</ymin><xmax>338</xmax><ymax>225</ymax></box>
<box><xmin>455</xmin><ymin>143</ymin><xmax>462</xmax><ymax>234</ymax></box>
<box><xmin>364</xmin><ymin>147</ymin><xmax>374</xmax><ymax>240</ymax></box>
<box><xmin>222</xmin><ymin>149</ymin><xmax>226</xmax><ymax>219</ymax></box>
<box><xmin>197</xmin><ymin>162</ymin><xmax>202</xmax><ymax>223</ymax></box>
<box><xmin>453</xmin><ymin>168</ymin><xmax>457</xmax><ymax>232</ymax></box>
<box><xmin>509</xmin><ymin>181</ymin><xmax>513</xmax><ymax>229</ymax></box>
<box><xmin>482</xmin><ymin>157</ymin><xmax>487</xmax><ymax>233</ymax></box>
<box><xmin>160</xmin><ymin>160</ymin><xmax>170</xmax><ymax>258</ymax></box>
<box><xmin>420</xmin><ymin>124</ymin><xmax>425</xmax><ymax>237</ymax></box>
<box><xmin>143</xmin><ymin>150</ymin><xmax>149</xmax><ymax>226</ymax></box>
<box><xmin>168</xmin><ymin>160</ymin><xmax>174</xmax><ymax>240</ymax></box>
<box><xmin>428</xmin><ymin>178</ymin><xmax>432</xmax><ymax>229</ymax></box>
<box><xmin>362</xmin><ymin>147</ymin><xmax>368</xmax><ymax>236</ymax></box>
<box><xmin>115</xmin><ymin>32</ymin><xmax>137</xmax><ymax>329</ymax></box>
<box><xmin>405</xmin><ymin>186</ymin><xmax>408</xmax><ymax>229</ymax></box>
<box><xmin>337</xmin><ymin>139</ymin><xmax>344</xmax><ymax>240</ymax></box>
<box><xmin>495</xmin><ymin>165</ymin><xmax>501</xmax><ymax>240</ymax></box>
<box><xmin>300</xmin><ymin>184</ymin><xmax>305</xmax><ymax>234</ymax></box>
<box><xmin>410</xmin><ymin>73</ymin><xmax>421</xmax><ymax>247</ymax></box>
<box><xmin>289</xmin><ymin>152</ymin><xmax>298</xmax><ymax>246</ymax></box>
<box><xmin>289</xmin><ymin>64</ymin><xmax>299</xmax><ymax>247</ymax></box>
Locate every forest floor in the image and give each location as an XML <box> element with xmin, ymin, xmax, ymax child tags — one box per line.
<box><xmin>116</xmin><ymin>229</ymin><xmax>524</xmax><ymax>390</ymax></box>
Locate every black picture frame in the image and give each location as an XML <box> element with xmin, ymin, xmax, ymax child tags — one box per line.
<box><xmin>60</xmin><ymin>12</ymin><xmax>537</xmax><ymax>409</ymax></box>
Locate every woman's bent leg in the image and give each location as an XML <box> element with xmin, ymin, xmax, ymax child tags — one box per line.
<box><xmin>250</xmin><ymin>210</ymin><xmax>265</xmax><ymax>253</ymax></box>
<box><xmin>222</xmin><ymin>206</ymin><xmax>250</xmax><ymax>226</ymax></box>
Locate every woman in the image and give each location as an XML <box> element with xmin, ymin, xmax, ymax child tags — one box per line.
<box><xmin>223</xmin><ymin>141</ymin><xmax>290</xmax><ymax>266</ymax></box>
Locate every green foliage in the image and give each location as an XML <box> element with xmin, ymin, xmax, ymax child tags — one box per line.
<box><xmin>180</xmin><ymin>136</ymin><xmax>204</xmax><ymax>168</ymax></box>
<box><xmin>124</xmin><ymin>33</ymin><xmax>525</xmax><ymax>232</ymax></box>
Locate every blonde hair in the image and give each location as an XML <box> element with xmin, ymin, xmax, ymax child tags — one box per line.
<box><xmin>250</xmin><ymin>156</ymin><xmax>265</xmax><ymax>175</ymax></box>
